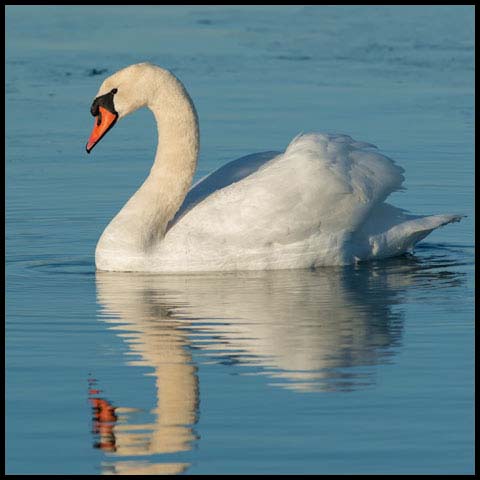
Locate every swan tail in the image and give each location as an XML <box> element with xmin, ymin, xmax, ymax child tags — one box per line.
<box><xmin>365</xmin><ymin>213</ymin><xmax>464</xmax><ymax>260</ymax></box>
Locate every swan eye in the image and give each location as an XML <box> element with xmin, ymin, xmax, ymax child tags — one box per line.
<box><xmin>90</xmin><ymin>89</ymin><xmax>118</xmax><ymax>118</ymax></box>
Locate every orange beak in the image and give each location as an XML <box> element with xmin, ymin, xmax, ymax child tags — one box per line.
<box><xmin>86</xmin><ymin>106</ymin><xmax>118</xmax><ymax>153</ymax></box>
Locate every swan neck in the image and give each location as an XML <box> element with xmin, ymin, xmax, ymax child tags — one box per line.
<box><xmin>149</xmin><ymin>93</ymin><xmax>199</xmax><ymax>180</ymax></box>
<box><xmin>146</xmin><ymin>84</ymin><xmax>199</xmax><ymax>231</ymax></box>
<box><xmin>96</xmin><ymin>71</ymin><xmax>199</xmax><ymax>268</ymax></box>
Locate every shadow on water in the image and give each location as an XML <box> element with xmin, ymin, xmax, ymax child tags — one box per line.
<box><xmin>90</xmin><ymin>246</ymin><xmax>468</xmax><ymax>474</ymax></box>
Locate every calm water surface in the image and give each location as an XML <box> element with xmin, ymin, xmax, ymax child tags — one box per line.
<box><xmin>6</xmin><ymin>5</ymin><xmax>474</xmax><ymax>475</ymax></box>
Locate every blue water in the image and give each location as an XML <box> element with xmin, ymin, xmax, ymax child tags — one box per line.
<box><xmin>6</xmin><ymin>5</ymin><xmax>474</xmax><ymax>475</ymax></box>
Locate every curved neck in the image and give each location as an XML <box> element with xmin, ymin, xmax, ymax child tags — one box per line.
<box><xmin>98</xmin><ymin>73</ymin><xmax>199</xmax><ymax>262</ymax></box>
<box><xmin>147</xmin><ymin>93</ymin><xmax>200</xmax><ymax>233</ymax></box>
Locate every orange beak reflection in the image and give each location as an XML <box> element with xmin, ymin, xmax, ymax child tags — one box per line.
<box><xmin>86</xmin><ymin>106</ymin><xmax>118</xmax><ymax>153</ymax></box>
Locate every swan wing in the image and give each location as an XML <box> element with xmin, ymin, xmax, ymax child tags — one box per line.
<box><xmin>168</xmin><ymin>133</ymin><xmax>405</xmax><ymax>248</ymax></box>
<box><xmin>170</xmin><ymin>150</ymin><xmax>281</xmax><ymax>227</ymax></box>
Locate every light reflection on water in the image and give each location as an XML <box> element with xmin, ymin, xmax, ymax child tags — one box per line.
<box><xmin>91</xmin><ymin>248</ymin><xmax>466</xmax><ymax>474</ymax></box>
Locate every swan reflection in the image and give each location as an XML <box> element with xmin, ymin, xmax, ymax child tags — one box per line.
<box><xmin>93</xmin><ymin>254</ymin><xmax>463</xmax><ymax>473</ymax></box>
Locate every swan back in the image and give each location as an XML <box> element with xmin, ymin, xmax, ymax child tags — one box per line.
<box><xmin>153</xmin><ymin>133</ymin><xmax>408</xmax><ymax>270</ymax></box>
<box><xmin>168</xmin><ymin>133</ymin><xmax>404</xmax><ymax>244</ymax></box>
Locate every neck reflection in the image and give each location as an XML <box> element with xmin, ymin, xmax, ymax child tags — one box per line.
<box><xmin>92</xmin><ymin>275</ymin><xmax>199</xmax><ymax>475</ymax></box>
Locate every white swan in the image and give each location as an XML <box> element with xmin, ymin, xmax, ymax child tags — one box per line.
<box><xmin>86</xmin><ymin>62</ymin><xmax>462</xmax><ymax>272</ymax></box>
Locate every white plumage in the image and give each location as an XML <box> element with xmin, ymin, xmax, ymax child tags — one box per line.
<box><xmin>88</xmin><ymin>63</ymin><xmax>462</xmax><ymax>272</ymax></box>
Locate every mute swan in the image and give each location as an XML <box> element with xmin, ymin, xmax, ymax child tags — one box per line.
<box><xmin>86</xmin><ymin>62</ymin><xmax>462</xmax><ymax>272</ymax></box>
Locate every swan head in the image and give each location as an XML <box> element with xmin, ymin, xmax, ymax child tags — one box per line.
<box><xmin>86</xmin><ymin>63</ymin><xmax>164</xmax><ymax>153</ymax></box>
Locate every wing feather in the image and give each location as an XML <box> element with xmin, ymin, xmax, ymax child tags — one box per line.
<box><xmin>168</xmin><ymin>133</ymin><xmax>405</xmax><ymax>248</ymax></box>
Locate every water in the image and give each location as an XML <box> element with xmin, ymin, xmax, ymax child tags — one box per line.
<box><xmin>5</xmin><ymin>5</ymin><xmax>474</xmax><ymax>475</ymax></box>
